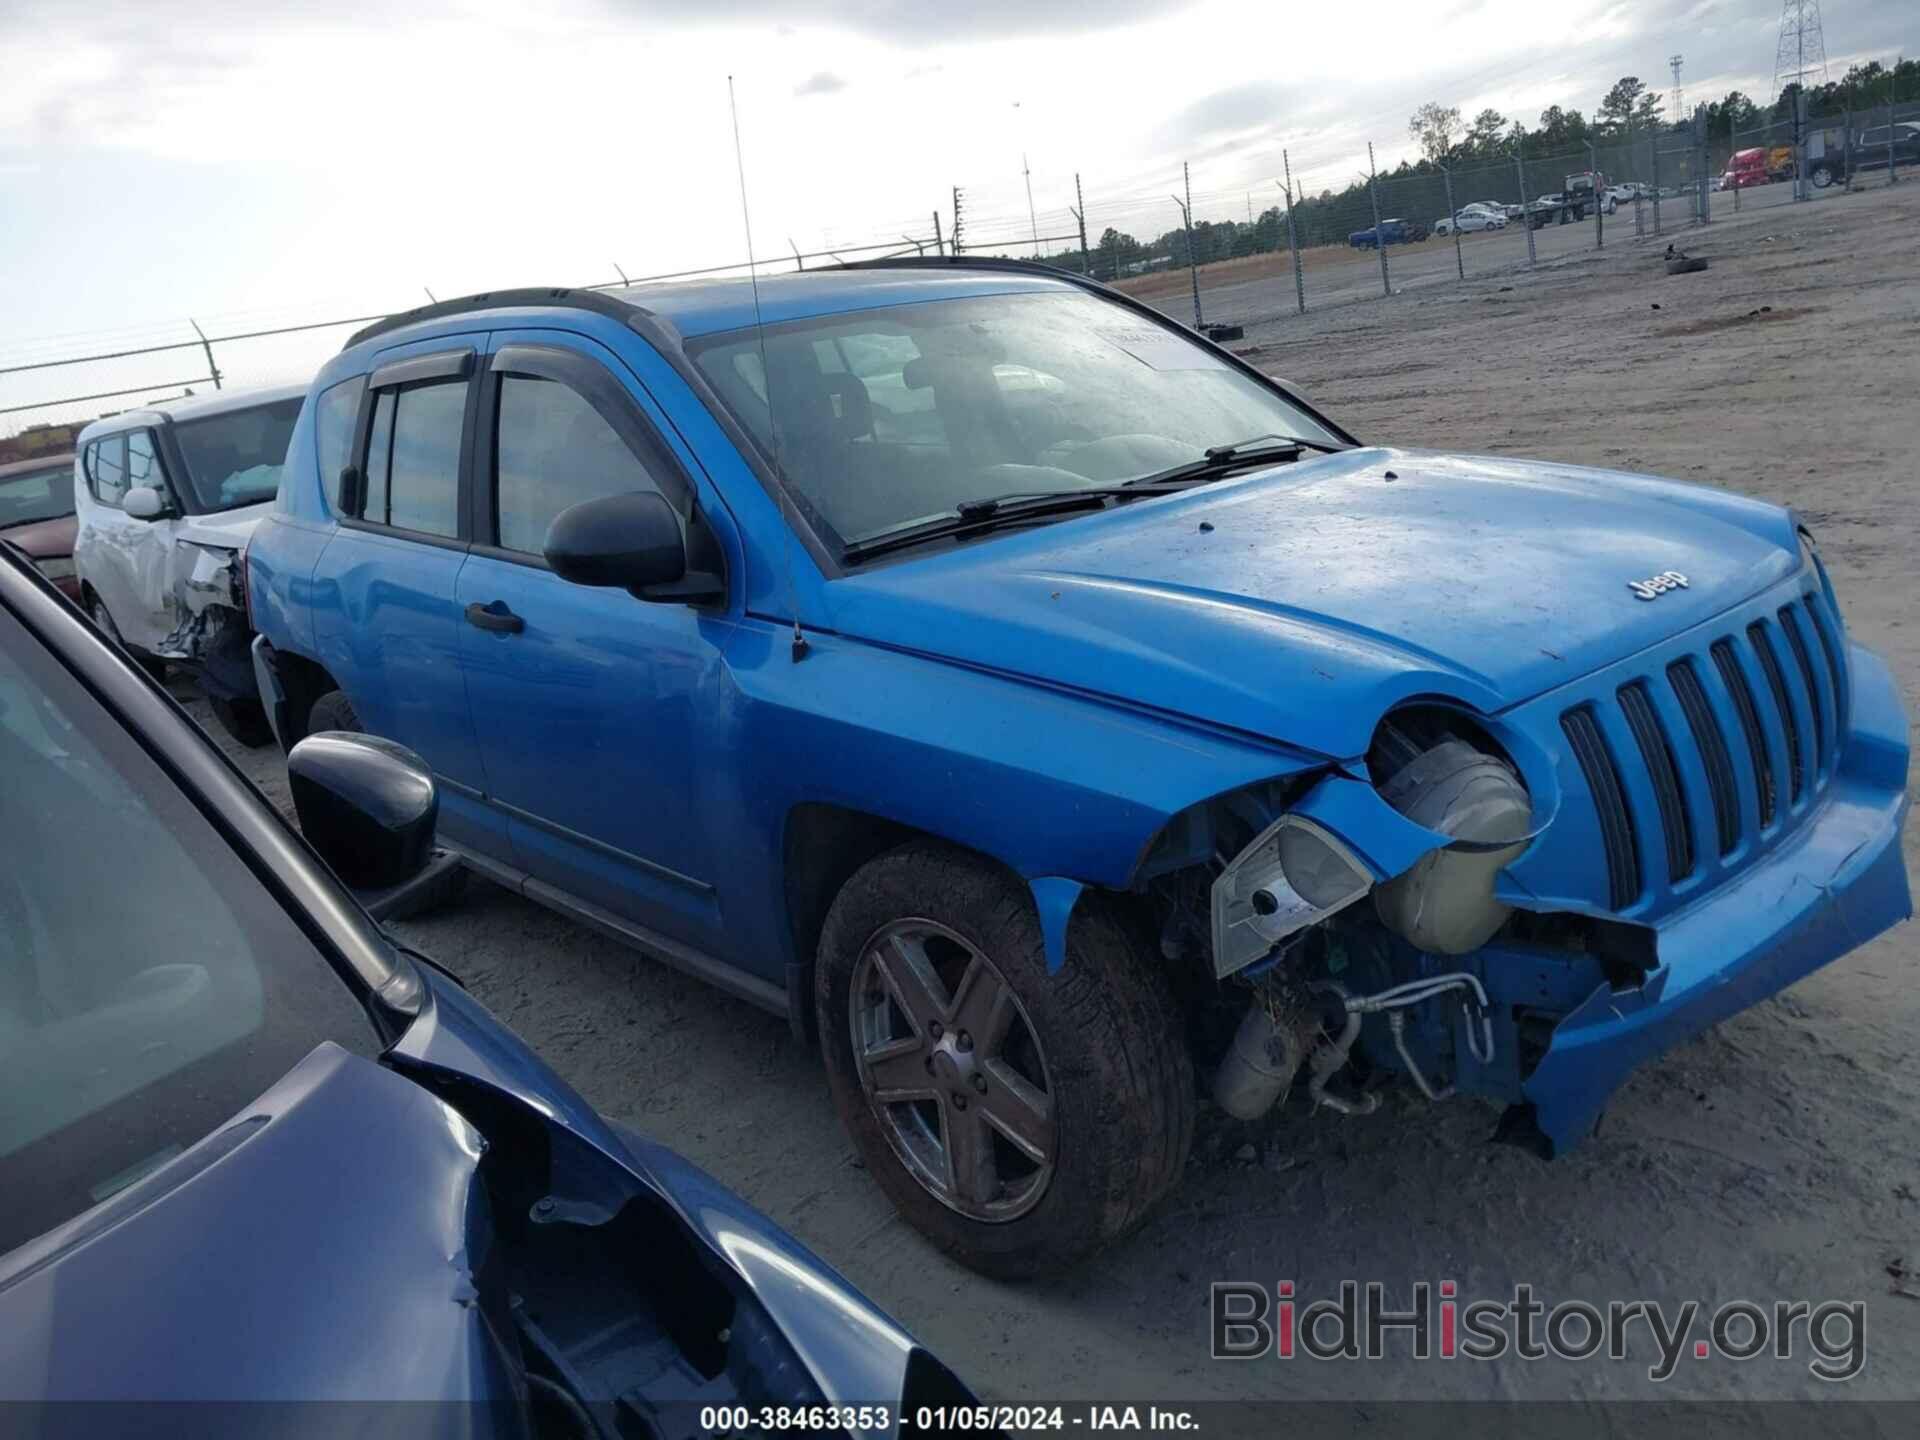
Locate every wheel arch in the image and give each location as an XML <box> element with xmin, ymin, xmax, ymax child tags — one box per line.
<box><xmin>780</xmin><ymin>803</ymin><xmax>1038</xmax><ymax>1046</ymax></box>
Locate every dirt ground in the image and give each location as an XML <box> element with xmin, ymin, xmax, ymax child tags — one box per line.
<box><xmin>201</xmin><ymin>180</ymin><xmax>1920</xmax><ymax>1407</ymax></box>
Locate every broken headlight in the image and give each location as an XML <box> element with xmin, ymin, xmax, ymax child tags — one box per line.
<box><xmin>1210</xmin><ymin>814</ymin><xmax>1371</xmax><ymax>978</ymax></box>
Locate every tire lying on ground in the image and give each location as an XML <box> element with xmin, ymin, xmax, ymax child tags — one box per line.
<box><xmin>816</xmin><ymin>841</ymin><xmax>1194</xmax><ymax>1280</ymax></box>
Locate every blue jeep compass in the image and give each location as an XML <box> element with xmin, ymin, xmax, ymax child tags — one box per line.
<box><xmin>247</xmin><ymin>261</ymin><xmax>1912</xmax><ymax>1277</ymax></box>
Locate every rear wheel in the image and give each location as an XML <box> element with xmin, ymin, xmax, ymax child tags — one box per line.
<box><xmin>817</xmin><ymin>842</ymin><xmax>1194</xmax><ymax>1279</ymax></box>
<box><xmin>208</xmin><ymin>695</ymin><xmax>274</xmax><ymax>748</ymax></box>
<box><xmin>1810</xmin><ymin>163</ymin><xmax>1833</xmax><ymax>189</ymax></box>
<box><xmin>305</xmin><ymin>688</ymin><xmax>361</xmax><ymax>736</ymax></box>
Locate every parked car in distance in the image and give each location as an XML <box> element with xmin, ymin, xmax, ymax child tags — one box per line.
<box><xmin>1606</xmin><ymin>181</ymin><xmax>1653</xmax><ymax>205</ymax></box>
<box><xmin>0</xmin><ymin>543</ymin><xmax>975</xmax><ymax>1420</ymax></box>
<box><xmin>74</xmin><ymin>383</ymin><xmax>305</xmax><ymax>744</ymax></box>
<box><xmin>1432</xmin><ymin>205</ymin><xmax>1506</xmax><ymax>235</ymax></box>
<box><xmin>1348</xmin><ymin>217</ymin><xmax>1426</xmax><ymax>248</ymax></box>
<box><xmin>250</xmin><ymin>264</ymin><xmax>1910</xmax><ymax>1280</ymax></box>
<box><xmin>0</xmin><ymin>453</ymin><xmax>79</xmax><ymax>600</ymax></box>
<box><xmin>1820</xmin><ymin>121</ymin><xmax>1920</xmax><ymax>186</ymax></box>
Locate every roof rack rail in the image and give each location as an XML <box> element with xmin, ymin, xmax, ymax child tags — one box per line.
<box><xmin>344</xmin><ymin>287</ymin><xmax>639</xmax><ymax>350</ymax></box>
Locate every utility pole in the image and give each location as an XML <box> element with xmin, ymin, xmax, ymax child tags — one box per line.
<box><xmin>951</xmin><ymin>186</ymin><xmax>966</xmax><ymax>255</ymax></box>
<box><xmin>932</xmin><ymin>210</ymin><xmax>945</xmax><ymax>257</ymax></box>
<box><xmin>1669</xmin><ymin>54</ymin><xmax>1686</xmax><ymax>120</ymax></box>
<box><xmin>1072</xmin><ymin>172</ymin><xmax>1090</xmax><ymax>277</ymax></box>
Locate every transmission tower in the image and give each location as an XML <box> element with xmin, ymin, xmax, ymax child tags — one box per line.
<box><xmin>1669</xmin><ymin>54</ymin><xmax>1685</xmax><ymax>119</ymax></box>
<box><xmin>1771</xmin><ymin>0</ymin><xmax>1830</xmax><ymax>102</ymax></box>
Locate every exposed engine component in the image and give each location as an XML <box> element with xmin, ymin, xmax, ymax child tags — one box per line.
<box><xmin>1370</xmin><ymin>720</ymin><xmax>1533</xmax><ymax>955</ymax></box>
<box><xmin>1211</xmin><ymin>989</ymin><xmax>1318</xmax><ymax>1120</ymax></box>
<box><xmin>1304</xmin><ymin>981</ymin><xmax>1379</xmax><ymax>1116</ymax></box>
<box><xmin>1209</xmin><ymin>815</ymin><xmax>1372</xmax><ymax>978</ymax></box>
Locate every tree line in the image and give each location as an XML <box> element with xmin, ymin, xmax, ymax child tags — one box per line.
<box><xmin>1012</xmin><ymin>57</ymin><xmax>1916</xmax><ymax>280</ymax></box>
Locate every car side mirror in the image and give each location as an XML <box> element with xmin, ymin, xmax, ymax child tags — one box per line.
<box><xmin>287</xmin><ymin>731</ymin><xmax>437</xmax><ymax>890</ymax></box>
<box><xmin>544</xmin><ymin>491</ymin><xmax>723</xmax><ymax>604</ymax></box>
<box><xmin>124</xmin><ymin>486</ymin><xmax>170</xmax><ymax>521</ymax></box>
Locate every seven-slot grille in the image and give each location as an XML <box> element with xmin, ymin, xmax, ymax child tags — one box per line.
<box><xmin>1560</xmin><ymin>591</ymin><xmax>1848</xmax><ymax>911</ymax></box>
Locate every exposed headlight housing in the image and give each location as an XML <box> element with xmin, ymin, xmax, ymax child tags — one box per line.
<box><xmin>1211</xmin><ymin>814</ymin><xmax>1372</xmax><ymax>978</ymax></box>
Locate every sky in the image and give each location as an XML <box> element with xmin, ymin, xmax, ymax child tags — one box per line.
<box><xmin>1</xmin><ymin>0</ymin><xmax>1910</xmax><ymax>430</ymax></box>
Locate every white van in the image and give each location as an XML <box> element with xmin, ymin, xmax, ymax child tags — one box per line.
<box><xmin>73</xmin><ymin>383</ymin><xmax>307</xmax><ymax>744</ymax></box>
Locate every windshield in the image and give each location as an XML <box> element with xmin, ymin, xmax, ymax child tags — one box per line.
<box><xmin>0</xmin><ymin>614</ymin><xmax>379</xmax><ymax>1253</ymax></box>
<box><xmin>0</xmin><ymin>462</ymin><xmax>76</xmax><ymax>528</ymax></box>
<box><xmin>688</xmin><ymin>290</ymin><xmax>1342</xmax><ymax>553</ymax></box>
<box><xmin>170</xmin><ymin>396</ymin><xmax>303</xmax><ymax>512</ymax></box>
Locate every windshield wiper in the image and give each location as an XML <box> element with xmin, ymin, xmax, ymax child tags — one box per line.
<box><xmin>840</xmin><ymin>435</ymin><xmax>1347</xmax><ymax>565</ymax></box>
<box><xmin>1119</xmin><ymin>432</ymin><xmax>1344</xmax><ymax>490</ymax></box>
<box><xmin>843</xmin><ymin>486</ymin><xmax>1148</xmax><ymax>563</ymax></box>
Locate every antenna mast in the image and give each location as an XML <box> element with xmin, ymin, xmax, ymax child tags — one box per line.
<box><xmin>1669</xmin><ymin>54</ymin><xmax>1685</xmax><ymax>121</ymax></box>
<box><xmin>727</xmin><ymin>75</ymin><xmax>809</xmax><ymax>662</ymax></box>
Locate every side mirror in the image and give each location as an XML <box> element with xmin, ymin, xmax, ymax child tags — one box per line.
<box><xmin>124</xmin><ymin>486</ymin><xmax>170</xmax><ymax>520</ymax></box>
<box><xmin>545</xmin><ymin>491</ymin><xmax>723</xmax><ymax>604</ymax></box>
<box><xmin>287</xmin><ymin>731</ymin><xmax>437</xmax><ymax>890</ymax></box>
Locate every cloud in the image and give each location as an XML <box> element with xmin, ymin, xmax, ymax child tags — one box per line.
<box><xmin>793</xmin><ymin>69</ymin><xmax>848</xmax><ymax>97</ymax></box>
<box><xmin>601</xmin><ymin>0</ymin><xmax>1188</xmax><ymax>41</ymax></box>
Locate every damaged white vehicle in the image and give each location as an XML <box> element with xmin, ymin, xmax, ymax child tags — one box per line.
<box><xmin>73</xmin><ymin>384</ymin><xmax>305</xmax><ymax>746</ymax></box>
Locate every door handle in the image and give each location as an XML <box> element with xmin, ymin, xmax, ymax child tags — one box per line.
<box><xmin>465</xmin><ymin>600</ymin><xmax>525</xmax><ymax>634</ymax></box>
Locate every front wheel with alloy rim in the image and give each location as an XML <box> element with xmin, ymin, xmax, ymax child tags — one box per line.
<box><xmin>816</xmin><ymin>842</ymin><xmax>1194</xmax><ymax>1278</ymax></box>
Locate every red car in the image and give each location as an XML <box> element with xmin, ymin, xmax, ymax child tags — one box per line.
<box><xmin>0</xmin><ymin>453</ymin><xmax>79</xmax><ymax>600</ymax></box>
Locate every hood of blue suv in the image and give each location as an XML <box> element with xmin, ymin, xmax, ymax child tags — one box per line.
<box><xmin>827</xmin><ymin>447</ymin><xmax>1802</xmax><ymax>760</ymax></box>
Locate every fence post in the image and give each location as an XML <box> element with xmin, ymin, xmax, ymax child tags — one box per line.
<box><xmin>189</xmin><ymin>320</ymin><xmax>222</xmax><ymax>391</ymax></box>
<box><xmin>932</xmin><ymin>212</ymin><xmax>944</xmax><ymax>257</ymax></box>
<box><xmin>1185</xmin><ymin>162</ymin><xmax>1203</xmax><ymax>329</ymax></box>
<box><xmin>1650</xmin><ymin>136</ymin><xmax>1663</xmax><ymax>234</ymax></box>
<box><xmin>1696</xmin><ymin>106</ymin><xmax>1712</xmax><ymax>223</ymax></box>
<box><xmin>1589</xmin><ymin>142</ymin><xmax>1603</xmax><ymax>250</ymax></box>
<box><xmin>1074</xmin><ymin>173</ymin><xmax>1090</xmax><ymax>276</ymax></box>
<box><xmin>1282</xmin><ymin>152</ymin><xmax>1306</xmax><ymax>314</ymax></box>
<box><xmin>1794</xmin><ymin>88</ymin><xmax>1809</xmax><ymax>201</ymax></box>
<box><xmin>1889</xmin><ymin>85</ymin><xmax>1898</xmax><ymax>184</ymax></box>
<box><xmin>1367</xmin><ymin>142</ymin><xmax>1390</xmax><ymax>296</ymax></box>
<box><xmin>1442</xmin><ymin>163</ymin><xmax>1463</xmax><ymax>279</ymax></box>
<box><xmin>951</xmin><ymin>187</ymin><xmax>965</xmax><ymax>253</ymax></box>
<box><xmin>1515</xmin><ymin>150</ymin><xmax>1536</xmax><ymax>265</ymax></box>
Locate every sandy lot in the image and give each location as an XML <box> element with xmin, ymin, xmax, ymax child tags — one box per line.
<box><xmin>200</xmin><ymin>180</ymin><xmax>1920</xmax><ymax>1407</ymax></box>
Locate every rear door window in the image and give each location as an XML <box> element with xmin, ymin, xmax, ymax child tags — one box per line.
<box><xmin>359</xmin><ymin>381</ymin><xmax>465</xmax><ymax>539</ymax></box>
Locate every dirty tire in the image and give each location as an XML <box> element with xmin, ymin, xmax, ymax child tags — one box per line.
<box><xmin>87</xmin><ymin>596</ymin><xmax>165</xmax><ymax>682</ymax></box>
<box><xmin>207</xmin><ymin>695</ymin><xmax>274</xmax><ymax>748</ymax></box>
<box><xmin>816</xmin><ymin>842</ymin><xmax>1194</xmax><ymax>1279</ymax></box>
<box><xmin>1666</xmin><ymin>256</ymin><xmax>1710</xmax><ymax>275</ymax></box>
<box><xmin>305</xmin><ymin>688</ymin><xmax>361</xmax><ymax>737</ymax></box>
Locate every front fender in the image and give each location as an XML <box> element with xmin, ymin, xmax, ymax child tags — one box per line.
<box><xmin>719</xmin><ymin>620</ymin><xmax>1325</xmax><ymax>871</ymax></box>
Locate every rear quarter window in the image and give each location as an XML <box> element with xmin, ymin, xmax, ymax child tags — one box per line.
<box><xmin>315</xmin><ymin>376</ymin><xmax>366</xmax><ymax>511</ymax></box>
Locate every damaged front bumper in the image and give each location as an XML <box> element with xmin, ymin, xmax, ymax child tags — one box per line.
<box><xmin>1497</xmin><ymin>643</ymin><xmax>1912</xmax><ymax>1152</ymax></box>
<box><xmin>158</xmin><ymin>543</ymin><xmax>255</xmax><ymax>701</ymax></box>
